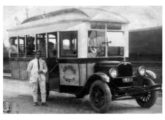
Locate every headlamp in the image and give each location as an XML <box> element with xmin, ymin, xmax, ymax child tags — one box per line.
<box><xmin>109</xmin><ymin>68</ymin><xmax>118</xmax><ymax>78</ymax></box>
<box><xmin>137</xmin><ymin>66</ymin><xmax>146</xmax><ymax>76</ymax></box>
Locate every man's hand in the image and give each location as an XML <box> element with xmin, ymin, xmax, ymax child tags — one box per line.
<box><xmin>38</xmin><ymin>70</ymin><xmax>44</xmax><ymax>74</ymax></box>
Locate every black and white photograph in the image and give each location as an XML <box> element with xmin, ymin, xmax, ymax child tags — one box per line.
<box><xmin>2</xmin><ymin>3</ymin><xmax>163</xmax><ymax>116</ymax></box>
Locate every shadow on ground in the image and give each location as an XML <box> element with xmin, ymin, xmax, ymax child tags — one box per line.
<box><xmin>4</xmin><ymin>92</ymin><xmax>152</xmax><ymax>114</ymax></box>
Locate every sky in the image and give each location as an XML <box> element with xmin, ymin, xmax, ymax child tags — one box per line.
<box><xmin>3</xmin><ymin>6</ymin><xmax>162</xmax><ymax>47</ymax></box>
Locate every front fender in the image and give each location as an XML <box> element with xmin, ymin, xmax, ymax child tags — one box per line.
<box><xmin>145</xmin><ymin>70</ymin><xmax>157</xmax><ymax>80</ymax></box>
<box><xmin>134</xmin><ymin>70</ymin><xmax>157</xmax><ymax>86</ymax></box>
<box><xmin>76</xmin><ymin>72</ymin><xmax>110</xmax><ymax>97</ymax></box>
<box><xmin>91</xmin><ymin>72</ymin><xmax>110</xmax><ymax>83</ymax></box>
<box><xmin>134</xmin><ymin>69</ymin><xmax>157</xmax><ymax>81</ymax></box>
<box><xmin>85</xmin><ymin>72</ymin><xmax>110</xmax><ymax>92</ymax></box>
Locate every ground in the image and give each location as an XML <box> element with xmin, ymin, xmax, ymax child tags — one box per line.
<box><xmin>3</xmin><ymin>78</ymin><xmax>162</xmax><ymax>114</ymax></box>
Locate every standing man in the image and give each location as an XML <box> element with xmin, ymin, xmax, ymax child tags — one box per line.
<box><xmin>27</xmin><ymin>50</ymin><xmax>48</xmax><ymax>106</ymax></box>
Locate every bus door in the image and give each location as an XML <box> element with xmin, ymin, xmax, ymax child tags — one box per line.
<box><xmin>59</xmin><ymin>31</ymin><xmax>79</xmax><ymax>88</ymax></box>
<box><xmin>47</xmin><ymin>32</ymin><xmax>59</xmax><ymax>90</ymax></box>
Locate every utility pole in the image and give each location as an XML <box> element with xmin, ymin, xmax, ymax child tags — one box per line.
<box><xmin>25</xmin><ymin>8</ymin><xmax>29</xmax><ymax>19</ymax></box>
<box><xmin>14</xmin><ymin>16</ymin><xmax>20</xmax><ymax>25</ymax></box>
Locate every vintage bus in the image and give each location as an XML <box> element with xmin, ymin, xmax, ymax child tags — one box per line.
<box><xmin>7</xmin><ymin>8</ymin><xmax>161</xmax><ymax>113</ymax></box>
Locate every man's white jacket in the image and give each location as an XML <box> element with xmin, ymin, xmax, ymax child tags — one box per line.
<box><xmin>27</xmin><ymin>58</ymin><xmax>48</xmax><ymax>83</ymax></box>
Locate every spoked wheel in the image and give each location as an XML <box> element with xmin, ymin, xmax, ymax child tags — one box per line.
<box><xmin>136</xmin><ymin>79</ymin><xmax>157</xmax><ymax>108</ymax></box>
<box><xmin>89</xmin><ymin>80</ymin><xmax>112</xmax><ymax>113</ymax></box>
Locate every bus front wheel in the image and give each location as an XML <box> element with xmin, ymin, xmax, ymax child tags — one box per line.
<box><xmin>135</xmin><ymin>78</ymin><xmax>157</xmax><ymax>108</ymax></box>
<box><xmin>89</xmin><ymin>80</ymin><xmax>112</xmax><ymax>113</ymax></box>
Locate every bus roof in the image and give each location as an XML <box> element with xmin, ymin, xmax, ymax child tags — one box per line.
<box><xmin>22</xmin><ymin>8</ymin><xmax>129</xmax><ymax>24</ymax></box>
<box><xmin>7</xmin><ymin>8</ymin><xmax>129</xmax><ymax>36</ymax></box>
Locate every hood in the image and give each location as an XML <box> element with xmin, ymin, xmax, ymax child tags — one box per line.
<box><xmin>94</xmin><ymin>61</ymin><xmax>133</xmax><ymax>77</ymax></box>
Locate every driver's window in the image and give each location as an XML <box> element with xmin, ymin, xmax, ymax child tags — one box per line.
<box><xmin>88</xmin><ymin>31</ymin><xmax>105</xmax><ymax>57</ymax></box>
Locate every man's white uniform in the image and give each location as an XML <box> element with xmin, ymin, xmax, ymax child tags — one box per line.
<box><xmin>27</xmin><ymin>58</ymin><xmax>48</xmax><ymax>103</ymax></box>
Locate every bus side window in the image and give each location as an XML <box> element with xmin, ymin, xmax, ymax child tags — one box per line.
<box><xmin>60</xmin><ymin>31</ymin><xmax>77</xmax><ymax>57</ymax></box>
<box><xmin>36</xmin><ymin>34</ymin><xmax>46</xmax><ymax>57</ymax></box>
<box><xmin>9</xmin><ymin>37</ymin><xmax>18</xmax><ymax>57</ymax></box>
<box><xmin>26</xmin><ymin>36</ymin><xmax>35</xmax><ymax>56</ymax></box>
<box><xmin>10</xmin><ymin>36</ymin><xmax>26</xmax><ymax>57</ymax></box>
<box><xmin>48</xmin><ymin>33</ymin><xmax>57</xmax><ymax>58</ymax></box>
<box><xmin>18</xmin><ymin>37</ymin><xmax>25</xmax><ymax>56</ymax></box>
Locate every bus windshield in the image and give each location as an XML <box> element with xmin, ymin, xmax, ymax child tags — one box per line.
<box><xmin>107</xmin><ymin>32</ymin><xmax>124</xmax><ymax>56</ymax></box>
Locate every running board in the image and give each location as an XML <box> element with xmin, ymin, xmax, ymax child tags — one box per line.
<box><xmin>112</xmin><ymin>96</ymin><xmax>134</xmax><ymax>101</ymax></box>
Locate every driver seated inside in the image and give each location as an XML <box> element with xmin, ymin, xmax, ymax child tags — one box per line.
<box><xmin>88</xmin><ymin>46</ymin><xmax>97</xmax><ymax>58</ymax></box>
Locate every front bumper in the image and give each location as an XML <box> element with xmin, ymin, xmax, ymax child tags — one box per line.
<box><xmin>112</xmin><ymin>84</ymin><xmax>162</xmax><ymax>100</ymax></box>
<box><xmin>116</xmin><ymin>84</ymin><xmax>162</xmax><ymax>96</ymax></box>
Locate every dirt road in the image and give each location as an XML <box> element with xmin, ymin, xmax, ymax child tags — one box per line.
<box><xmin>3</xmin><ymin>78</ymin><xmax>162</xmax><ymax>114</ymax></box>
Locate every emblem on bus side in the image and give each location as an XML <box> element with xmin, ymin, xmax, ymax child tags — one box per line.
<box><xmin>63</xmin><ymin>65</ymin><xmax>76</xmax><ymax>83</ymax></box>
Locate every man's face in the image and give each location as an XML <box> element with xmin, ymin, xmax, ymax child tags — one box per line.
<box><xmin>35</xmin><ymin>52</ymin><xmax>41</xmax><ymax>59</ymax></box>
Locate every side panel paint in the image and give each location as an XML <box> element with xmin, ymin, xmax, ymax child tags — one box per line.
<box><xmin>79</xmin><ymin>64</ymin><xmax>87</xmax><ymax>86</ymax></box>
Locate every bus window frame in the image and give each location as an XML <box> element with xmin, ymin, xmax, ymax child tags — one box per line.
<box><xmin>18</xmin><ymin>36</ymin><xmax>26</xmax><ymax>57</ymax></box>
<box><xmin>88</xmin><ymin>30</ymin><xmax>106</xmax><ymax>58</ymax></box>
<box><xmin>9</xmin><ymin>36</ymin><xmax>27</xmax><ymax>57</ymax></box>
<box><xmin>26</xmin><ymin>35</ymin><xmax>35</xmax><ymax>57</ymax></box>
<box><xmin>36</xmin><ymin>33</ymin><xmax>47</xmax><ymax>57</ymax></box>
<box><xmin>9</xmin><ymin>36</ymin><xmax>18</xmax><ymax>57</ymax></box>
<box><xmin>47</xmin><ymin>32</ymin><xmax>58</xmax><ymax>58</ymax></box>
<box><xmin>59</xmin><ymin>31</ymin><xmax>78</xmax><ymax>58</ymax></box>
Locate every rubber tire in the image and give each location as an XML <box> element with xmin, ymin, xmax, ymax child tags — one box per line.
<box><xmin>136</xmin><ymin>78</ymin><xmax>157</xmax><ymax>108</ymax></box>
<box><xmin>89</xmin><ymin>80</ymin><xmax>112</xmax><ymax>113</ymax></box>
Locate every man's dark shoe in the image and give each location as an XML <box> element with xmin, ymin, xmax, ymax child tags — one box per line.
<box><xmin>33</xmin><ymin>102</ymin><xmax>39</xmax><ymax>106</ymax></box>
<box><xmin>41</xmin><ymin>102</ymin><xmax>48</xmax><ymax>106</ymax></box>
